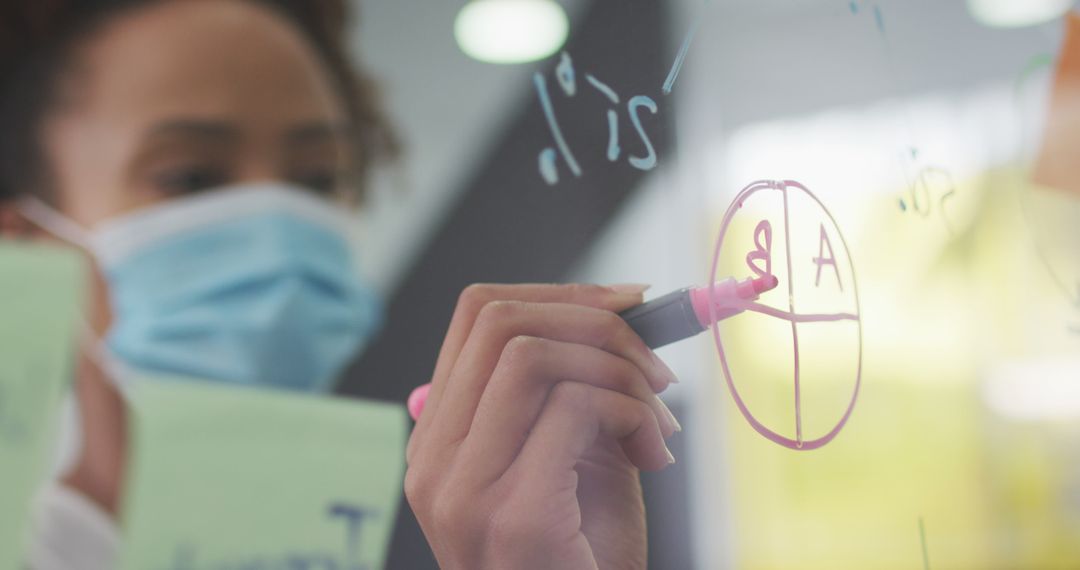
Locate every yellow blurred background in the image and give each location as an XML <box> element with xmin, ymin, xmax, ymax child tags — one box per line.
<box><xmin>712</xmin><ymin>166</ymin><xmax>1080</xmax><ymax>568</ymax></box>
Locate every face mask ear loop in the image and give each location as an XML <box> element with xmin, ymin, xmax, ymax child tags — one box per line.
<box><xmin>16</xmin><ymin>198</ymin><xmax>130</xmax><ymax>393</ymax></box>
<box><xmin>75</xmin><ymin>315</ymin><xmax>133</xmax><ymax>397</ymax></box>
<box><xmin>15</xmin><ymin>196</ymin><xmax>94</xmax><ymax>249</ymax></box>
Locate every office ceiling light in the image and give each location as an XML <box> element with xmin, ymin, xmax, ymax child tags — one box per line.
<box><xmin>455</xmin><ymin>0</ymin><xmax>569</xmax><ymax>64</ymax></box>
<box><xmin>967</xmin><ymin>0</ymin><xmax>1074</xmax><ymax>28</ymax></box>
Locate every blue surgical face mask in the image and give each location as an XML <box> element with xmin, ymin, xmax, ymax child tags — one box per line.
<box><xmin>18</xmin><ymin>183</ymin><xmax>383</xmax><ymax>394</ymax></box>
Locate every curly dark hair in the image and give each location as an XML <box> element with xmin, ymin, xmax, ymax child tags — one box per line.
<box><xmin>0</xmin><ymin>0</ymin><xmax>399</xmax><ymax>204</ymax></box>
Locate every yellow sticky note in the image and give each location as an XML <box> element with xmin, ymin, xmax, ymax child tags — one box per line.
<box><xmin>119</xmin><ymin>378</ymin><xmax>408</xmax><ymax>569</ymax></box>
<box><xmin>0</xmin><ymin>242</ymin><xmax>84</xmax><ymax>568</ymax></box>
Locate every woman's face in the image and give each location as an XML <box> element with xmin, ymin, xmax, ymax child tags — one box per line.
<box><xmin>1</xmin><ymin>1</ymin><xmax>362</xmax><ymax>507</ymax></box>
<box><xmin>43</xmin><ymin>0</ymin><xmax>352</xmax><ymax>228</ymax></box>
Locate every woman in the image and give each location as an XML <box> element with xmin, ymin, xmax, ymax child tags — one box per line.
<box><xmin>0</xmin><ymin>1</ymin><xmax>680</xmax><ymax>568</ymax></box>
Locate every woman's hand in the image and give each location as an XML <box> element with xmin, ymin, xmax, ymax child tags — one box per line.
<box><xmin>405</xmin><ymin>284</ymin><xmax>680</xmax><ymax>570</ymax></box>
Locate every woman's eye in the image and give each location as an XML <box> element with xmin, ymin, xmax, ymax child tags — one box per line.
<box><xmin>153</xmin><ymin>166</ymin><xmax>229</xmax><ymax>194</ymax></box>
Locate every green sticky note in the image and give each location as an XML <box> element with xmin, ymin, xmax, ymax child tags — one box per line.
<box><xmin>0</xmin><ymin>242</ymin><xmax>84</xmax><ymax>568</ymax></box>
<box><xmin>120</xmin><ymin>378</ymin><xmax>409</xmax><ymax>569</ymax></box>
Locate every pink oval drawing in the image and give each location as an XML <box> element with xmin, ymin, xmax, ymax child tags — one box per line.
<box><xmin>708</xmin><ymin>180</ymin><xmax>863</xmax><ymax>450</ymax></box>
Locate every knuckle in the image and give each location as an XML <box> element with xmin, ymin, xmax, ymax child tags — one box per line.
<box><xmin>458</xmin><ymin>283</ymin><xmax>494</xmax><ymax>310</ymax></box>
<box><xmin>504</xmin><ymin>334</ymin><xmax>540</xmax><ymax>353</ymax></box>
<box><xmin>410</xmin><ymin>468</ymin><xmax>487</xmax><ymax>543</ymax></box>
<box><xmin>596</xmin><ymin>309</ymin><xmax>630</xmax><ymax>345</ymax></box>
<box><xmin>458</xmin><ymin>283</ymin><xmax>504</xmax><ymax>320</ymax></box>
<box><xmin>403</xmin><ymin>467</ymin><xmax>431</xmax><ymax>510</ymax></box>
<box><xmin>610</xmin><ymin>314</ymin><xmax>649</xmax><ymax>355</ymax></box>
<box><xmin>502</xmin><ymin>335</ymin><xmax>546</xmax><ymax>370</ymax></box>
<box><xmin>599</xmin><ymin>307</ymin><xmax>624</xmax><ymax>328</ymax></box>
<box><xmin>550</xmin><ymin>380</ymin><xmax>591</xmax><ymax>412</ymax></box>
<box><xmin>475</xmin><ymin>299</ymin><xmax>521</xmax><ymax>329</ymax></box>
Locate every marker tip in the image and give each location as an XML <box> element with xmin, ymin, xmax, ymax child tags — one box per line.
<box><xmin>752</xmin><ymin>274</ymin><xmax>779</xmax><ymax>294</ymax></box>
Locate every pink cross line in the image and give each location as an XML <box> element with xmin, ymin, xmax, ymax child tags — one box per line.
<box><xmin>727</xmin><ymin>300</ymin><xmax>859</xmax><ymax>324</ymax></box>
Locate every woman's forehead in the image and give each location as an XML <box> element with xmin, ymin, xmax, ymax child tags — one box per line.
<box><xmin>56</xmin><ymin>0</ymin><xmax>345</xmax><ymax>129</ymax></box>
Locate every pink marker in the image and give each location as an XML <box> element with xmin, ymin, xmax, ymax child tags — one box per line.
<box><xmin>407</xmin><ymin>275</ymin><xmax>779</xmax><ymax>420</ymax></box>
<box><xmin>617</xmin><ymin>275</ymin><xmax>779</xmax><ymax>349</ymax></box>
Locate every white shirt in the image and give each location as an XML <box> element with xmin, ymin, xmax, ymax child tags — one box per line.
<box><xmin>26</xmin><ymin>483</ymin><xmax>120</xmax><ymax>570</ymax></box>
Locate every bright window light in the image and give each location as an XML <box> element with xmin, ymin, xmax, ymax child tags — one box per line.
<box><xmin>984</xmin><ymin>358</ymin><xmax>1080</xmax><ymax>421</ymax></box>
<box><xmin>454</xmin><ymin>0</ymin><xmax>569</xmax><ymax>64</ymax></box>
<box><xmin>707</xmin><ymin>82</ymin><xmax>1024</xmax><ymax>216</ymax></box>
<box><xmin>967</xmin><ymin>0</ymin><xmax>1074</xmax><ymax>28</ymax></box>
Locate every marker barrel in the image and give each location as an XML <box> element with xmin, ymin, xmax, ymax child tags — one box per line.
<box><xmin>619</xmin><ymin>288</ymin><xmax>705</xmax><ymax>349</ymax></box>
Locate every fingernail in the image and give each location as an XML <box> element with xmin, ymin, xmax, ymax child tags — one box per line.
<box><xmin>651</xmin><ymin>351</ymin><xmax>679</xmax><ymax>388</ymax></box>
<box><xmin>665</xmin><ymin>446</ymin><xmax>676</xmax><ymax>464</ymax></box>
<box><xmin>655</xmin><ymin>395</ymin><xmax>682</xmax><ymax>434</ymax></box>
<box><xmin>652</xmin><ymin>395</ymin><xmax>675</xmax><ymax>434</ymax></box>
<box><xmin>606</xmin><ymin>283</ymin><xmax>652</xmax><ymax>294</ymax></box>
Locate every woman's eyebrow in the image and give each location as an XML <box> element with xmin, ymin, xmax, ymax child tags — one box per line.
<box><xmin>284</xmin><ymin>121</ymin><xmax>351</xmax><ymax>145</ymax></box>
<box><xmin>144</xmin><ymin>120</ymin><xmax>240</xmax><ymax>142</ymax></box>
